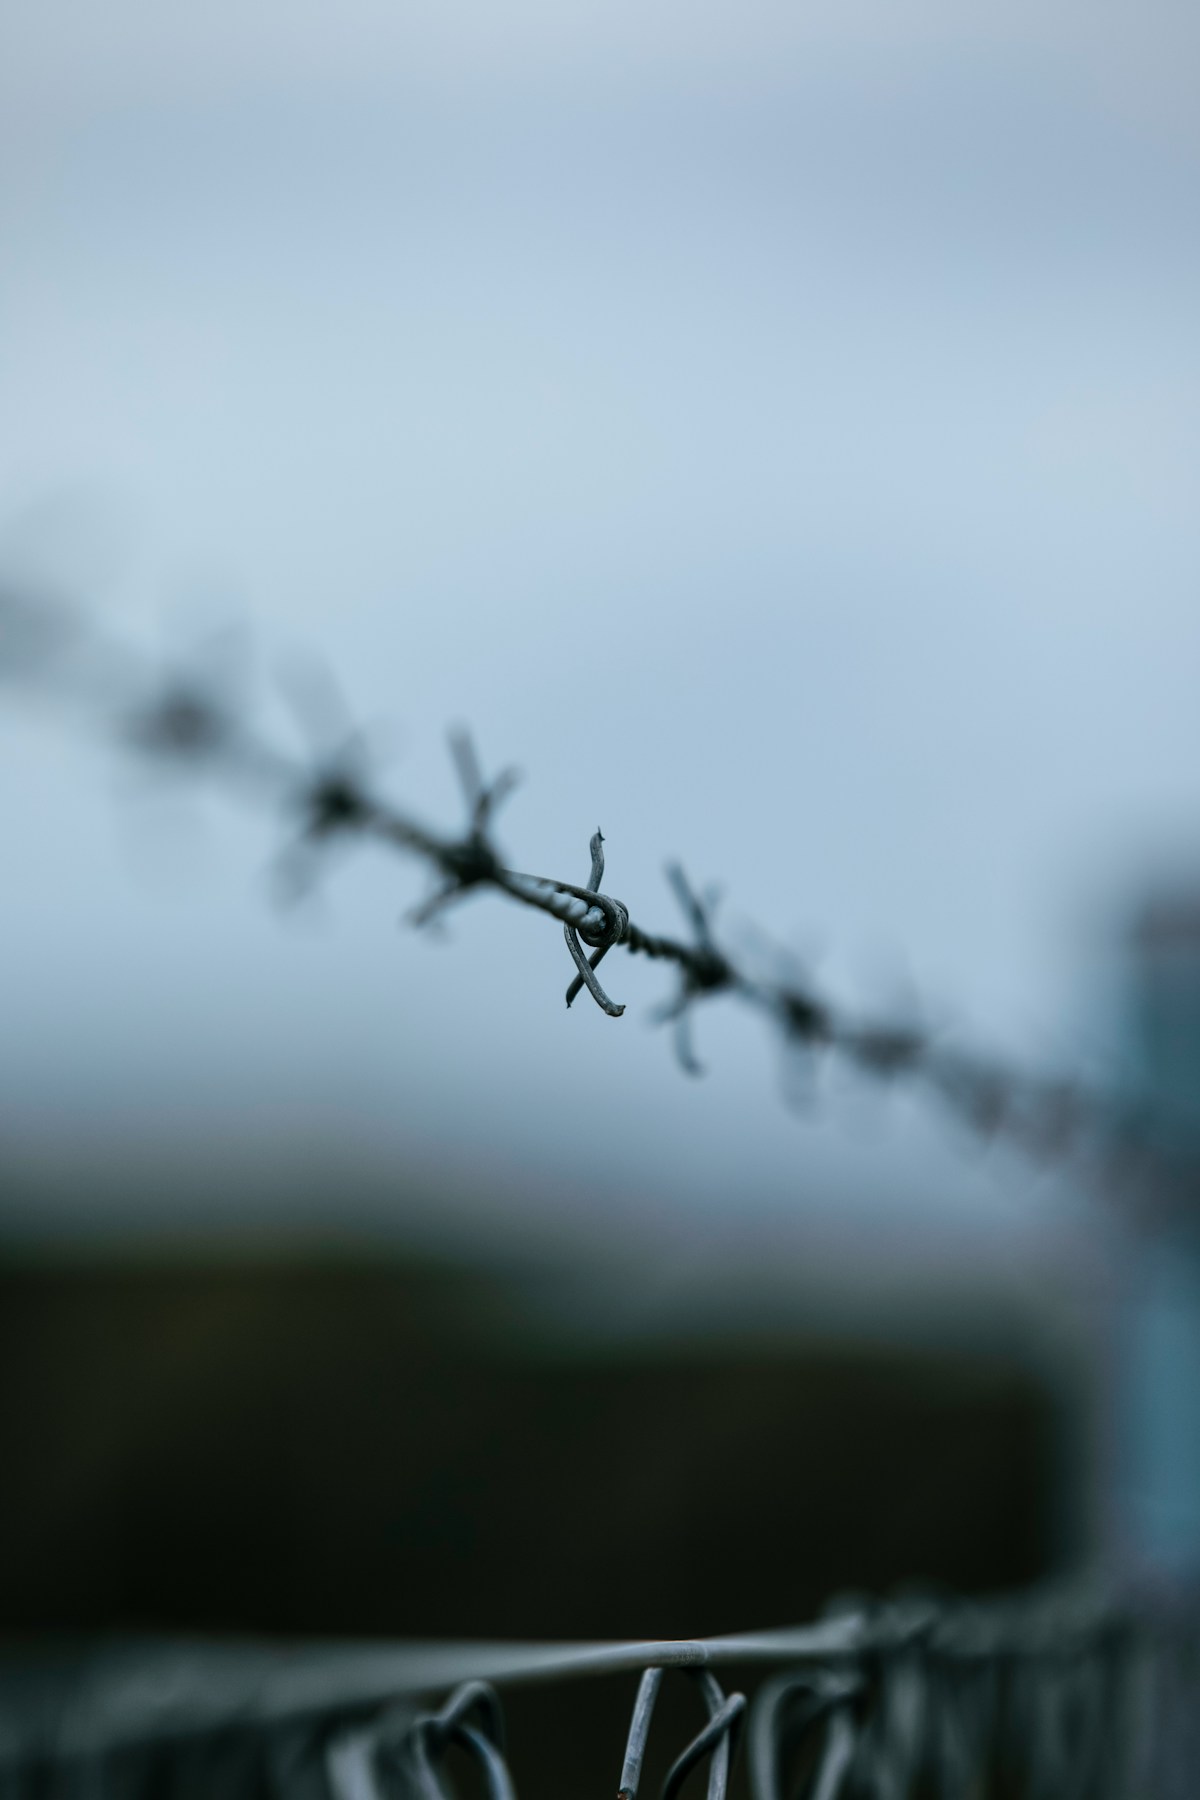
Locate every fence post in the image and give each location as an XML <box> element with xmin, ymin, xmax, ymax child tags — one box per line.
<box><xmin>1112</xmin><ymin>894</ymin><xmax>1200</xmax><ymax>1586</ymax></box>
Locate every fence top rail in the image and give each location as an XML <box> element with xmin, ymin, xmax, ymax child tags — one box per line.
<box><xmin>0</xmin><ymin>1587</ymin><xmax>1169</xmax><ymax>1763</ymax></box>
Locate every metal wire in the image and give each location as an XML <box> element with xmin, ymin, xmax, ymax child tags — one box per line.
<box><xmin>748</xmin><ymin>1671</ymin><xmax>863</xmax><ymax>1800</ymax></box>
<box><xmin>617</xmin><ymin>1667</ymin><xmax>745</xmax><ymax>1800</ymax></box>
<box><xmin>0</xmin><ymin>586</ymin><xmax>1161</xmax><ymax>1182</ymax></box>
<box><xmin>0</xmin><ymin>1589</ymin><xmax>1196</xmax><ymax>1798</ymax></box>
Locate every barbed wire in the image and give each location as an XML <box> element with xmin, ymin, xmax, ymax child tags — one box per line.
<box><xmin>0</xmin><ymin>580</ymin><xmax>1166</xmax><ymax>1189</ymax></box>
<box><xmin>1</xmin><ymin>1587</ymin><xmax>1196</xmax><ymax>1796</ymax></box>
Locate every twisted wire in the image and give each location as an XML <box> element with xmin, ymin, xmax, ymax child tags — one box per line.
<box><xmin>0</xmin><ymin>586</ymin><xmax>1156</xmax><ymax>1184</ymax></box>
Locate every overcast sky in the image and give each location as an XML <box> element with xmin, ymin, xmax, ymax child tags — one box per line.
<box><xmin>2</xmin><ymin>0</ymin><xmax>1198</xmax><ymax>1264</ymax></box>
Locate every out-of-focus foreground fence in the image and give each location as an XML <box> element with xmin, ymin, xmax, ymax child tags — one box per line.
<box><xmin>2</xmin><ymin>1590</ymin><xmax>1199</xmax><ymax>1799</ymax></box>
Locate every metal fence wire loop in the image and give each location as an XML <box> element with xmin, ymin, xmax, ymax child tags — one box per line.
<box><xmin>326</xmin><ymin>1701</ymin><xmax>417</xmax><ymax>1800</ymax></box>
<box><xmin>748</xmin><ymin>1670</ymin><xmax>863</xmax><ymax>1800</ymax></box>
<box><xmin>1012</xmin><ymin>1651</ymin><xmax>1111</xmax><ymax>1800</ymax></box>
<box><xmin>660</xmin><ymin>1671</ymin><xmax>746</xmax><ymax>1800</ymax></box>
<box><xmin>617</xmin><ymin>1666</ymin><xmax>745</xmax><ymax>1800</ymax></box>
<box><xmin>857</xmin><ymin>1653</ymin><xmax>932</xmax><ymax>1800</ymax></box>
<box><xmin>406</xmin><ymin>1681</ymin><xmax>514</xmax><ymax>1800</ymax></box>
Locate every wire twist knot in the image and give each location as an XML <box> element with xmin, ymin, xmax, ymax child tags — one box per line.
<box><xmin>563</xmin><ymin>830</ymin><xmax>629</xmax><ymax>1017</ymax></box>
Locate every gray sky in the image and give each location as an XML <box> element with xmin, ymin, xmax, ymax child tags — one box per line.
<box><xmin>2</xmin><ymin>0</ymin><xmax>1198</xmax><ymax>1262</ymax></box>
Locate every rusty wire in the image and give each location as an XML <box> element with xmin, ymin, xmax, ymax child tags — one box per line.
<box><xmin>0</xmin><ymin>584</ymin><xmax>1147</xmax><ymax>1180</ymax></box>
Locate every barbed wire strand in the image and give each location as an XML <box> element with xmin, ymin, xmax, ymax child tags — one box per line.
<box><xmin>0</xmin><ymin>586</ymin><xmax>1161</xmax><ymax>1187</ymax></box>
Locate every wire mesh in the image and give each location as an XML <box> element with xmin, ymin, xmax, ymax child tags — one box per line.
<box><xmin>0</xmin><ymin>1589</ymin><xmax>1197</xmax><ymax>1798</ymax></box>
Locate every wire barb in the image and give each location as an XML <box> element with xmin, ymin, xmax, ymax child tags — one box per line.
<box><xmin>562</xmin><ymin>830</ymin><xmax>629</xmax><ymax>1017</ymax></box>
<box><xmin>408</xmin><ymin>732</ymin><xmax>515</xmax><ymax>928</ymax></box>
<box><xmin>650</xmin><ymin>865</ymin><xmax>737</xmax><ymax>1075</ymax></box>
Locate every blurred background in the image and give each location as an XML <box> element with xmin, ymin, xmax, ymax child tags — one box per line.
<box><xmin>2</xmin><ymin>0</ymin><xmax>1200</xmax><ymax>1758</ymax></box>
